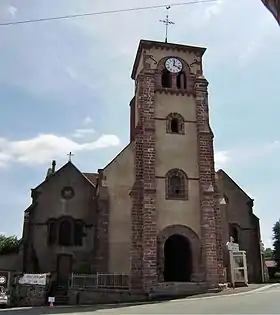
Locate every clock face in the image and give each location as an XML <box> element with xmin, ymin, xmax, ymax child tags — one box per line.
<box><xmin>165</xmin><ymin>58</ymin><xmax>183</xmax><ymax>73</ymax></box>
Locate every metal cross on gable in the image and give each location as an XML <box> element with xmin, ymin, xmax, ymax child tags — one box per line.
<box><xmin>67</xmin><ymin>152</ymin><xmax>74</xmax><ymax>162</ymax></box>
<box><xmin>160</xmin><ymin>6</ymin><xmax>175</xmax><ymax>43</ymax></box>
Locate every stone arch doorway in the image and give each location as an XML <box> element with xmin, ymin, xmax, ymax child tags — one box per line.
<box><xmin>158</xmin><ymin>224</ymin><xmax>203</xmax><ymax>282</ymax></box>
<box><xmin>164</xmin><ymin>234</ymin><xmax>192</xmax><ymax>282</ymax></box>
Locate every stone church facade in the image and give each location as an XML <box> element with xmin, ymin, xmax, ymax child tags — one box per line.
<box><xmin>19</xmin><ymin>39</ymin><xmax>262</xmax><ymax>292</ymax></box>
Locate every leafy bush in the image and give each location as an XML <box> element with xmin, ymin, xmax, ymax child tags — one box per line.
<box><xmin>273</xmin><ymin>220</ymin><xmax>280</xmax><ymax>268</ymax></box>
<box><xmin>0</xmin><ymin>235</ymin><xmax>21</xmax><ymax>255</ymax></box>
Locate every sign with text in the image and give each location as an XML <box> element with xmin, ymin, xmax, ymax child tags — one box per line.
<box><xmin>227</xmin><ymin>242</ymin><xmax>240</xmax><ymax>252</ymax></box>
<box><xmin>18</xmin><ymin>273</ymin><xmax>47</xmax><ymax>286</ymax></box>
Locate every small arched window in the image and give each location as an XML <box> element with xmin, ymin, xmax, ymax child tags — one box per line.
<box><xmin>161</xmin><ymin>69</ymin><xmax>172</xmax><ymax>88</ymax></box>
<box><xmin>176</xmin><ymin>72</ymin><xmax>187</xmax><ymax>89</ymax></box>
<box><xmin>166</xmin><ymin>169</ymin><xmax>188</xmax><ymax>200</ymax></box>
<box><xmin>166</xmin><ymin>113</ymin><xmax>185</xmax><ymax>134</ymax></box>
<box><xmin>59</xmin><ymin>220</ymin><xmax>72</xmax><ymax>246</ymax></box>
<box><xmin>171</xmin><ymin>118</ymin><xmax>179</xmax><ymax>133</ymax></box>
<box><xmin>48</xmin><ymin>220</ymin><xmax>57</xmax><ymax>246</ymax></box>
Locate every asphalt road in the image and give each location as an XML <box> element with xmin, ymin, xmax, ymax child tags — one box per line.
<box><xmin>1</xmin><ymin>284</ymin><xmax>280</xmax><ymax>314</ymax></box>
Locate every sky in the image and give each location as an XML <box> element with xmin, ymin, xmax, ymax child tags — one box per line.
<box><xmin>0</xmin><ymin>0</ymin><xmax>279</xmax><ymax>248</ymax></box>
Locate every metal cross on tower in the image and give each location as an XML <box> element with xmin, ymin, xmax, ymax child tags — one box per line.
<box><xmin>67</xmin><ymin>152</ymin><xmax>74</xmax><ymax>162</ymax></box>
<box><xmin>160</xmin><ymin>6</ymin><xmax>175</xmax><ymax>43</ymax></box>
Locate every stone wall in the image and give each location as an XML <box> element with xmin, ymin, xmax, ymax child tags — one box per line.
<box><xmin>8</xmin><ymin>273</ymin><xmax>50</xmax><ymax>307</ymax></box>
<box><xmin>0</xmin><ymin>254</ymin><xmax>20</xmax><ymax>271</ymax></box>
<box><xmin>68</xmin><ymin>288</ymin><xmax>147</xmax><ymax>305</ymax></box>
<box><xmin>130</xmin><ymin>67</ymin><xmax>157</xmax><ymax>292</ymax></box>
<box><xmin>195</xmin><ymin>75</ymin><xmax>223</xmax><ymax>286</ymax></box>
<box><xmin>216</xmin><ymin>169</ymin><xmax>262</xmax><ymax>283</ymax></box>
<box><xmin>10</xmin><ymin>284</ymin><xmax>47</xmax><ymax>307</ymax></box>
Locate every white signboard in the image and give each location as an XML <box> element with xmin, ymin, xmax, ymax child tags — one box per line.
<box><xmin>227</xmin><ymin>242</ymin><xmax>240</xmax><ymax>252</ymax></box>
<box><xmin>48</xmin><ymin>297</ymin><xmax>55</xmax><ymax>303</ymax></box>
<box><xmin>18</xmin><ymin>273</ymin><xmax>47</xmax><ymax>286</ymax></box>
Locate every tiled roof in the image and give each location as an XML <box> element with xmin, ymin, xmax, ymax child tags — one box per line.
<box><xmin>83</xmin><ymin>173</ymin><xmax>99</xmax><ymax>186</ymax></box>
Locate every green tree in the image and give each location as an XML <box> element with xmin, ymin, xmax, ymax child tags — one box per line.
<box><xmin>0</xmin><ymin>234</ymin><xmax>21</xmax><ymax>255</ymax></box>
<box><xmin>264</xmin><ymin>247</ymin><xmax>274</xmax><ymax>259</ymax></box>
<box><xmin>273</xmin><ymin>220</ymin><xmax>280</xmax><ymax>268</ymax></box>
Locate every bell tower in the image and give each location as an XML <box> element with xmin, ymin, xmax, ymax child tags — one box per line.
<box><xmin>130</xmin><ymin>39</ymin><xmax>223</xmax><ymax>293</ymax></box>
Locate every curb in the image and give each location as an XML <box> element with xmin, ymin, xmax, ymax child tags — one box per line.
<box><xmin>51</xmin><ymin>283</ymin><xmax>280</xmax><ymax>308</ymax></box>
<box><xmin>1</xmin><ymin>284</ymin><xmax>278</xmax><ymax>311</ymax></box>
<box><xmin>169</xmin><ymin>283</ymin><xmax>280</xmax><ymax>303</ymax></box>
<box><xmin>94</xmin><ymin>284</ymin><xmax>280</xmax><ymax>307</ymax></box>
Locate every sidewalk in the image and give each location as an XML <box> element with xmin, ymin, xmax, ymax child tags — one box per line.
<box><xmin>1</xmin><ymin>284</ymin><xmax>277</xmax><ymax>312</ymax></box>
<box><xmin>182</xmin><ymin>283</ymin><xmax>272</xmax><ymax>300</ymax></box>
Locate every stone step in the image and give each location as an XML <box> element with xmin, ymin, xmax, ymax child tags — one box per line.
<box><xmin>53</xmin><ymin>295</ymin><xmax>69</xmax><ymax>306</ymax></box>
<box><xmin>150</xmin><ymin>282</ymin><xmax>209</xmax><ymax>298</ymax></box>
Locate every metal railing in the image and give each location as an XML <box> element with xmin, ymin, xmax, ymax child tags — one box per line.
<box><xmin>70</xmin><ymin>273</ymin><xmax>130</xmax><ymax>290</ymax></box>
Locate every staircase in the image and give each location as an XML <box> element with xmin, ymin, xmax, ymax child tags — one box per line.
<box><xmin>49</xmin><ymin>281</ymin><xmax>69</xmax><ymax>306</ymax></box>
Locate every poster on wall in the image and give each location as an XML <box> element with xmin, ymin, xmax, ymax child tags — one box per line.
<box><xmin>18</xmin><ymin>273</ymin><xmax>47</xmax><ymax>286</ymax></box>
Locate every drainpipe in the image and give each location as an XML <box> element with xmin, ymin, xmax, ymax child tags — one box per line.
<box><xmin>260</xmin><ymin>241</ymin><xmax>265</xmax><ymax>283</ymax></box>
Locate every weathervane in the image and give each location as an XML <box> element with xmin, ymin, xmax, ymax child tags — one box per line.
<box><xmin>160</xmin><ymin>6</ymin><xmax>175</xmax><ymax>43</ymax></box>
<box><xmin>67</xmin><ymin>152</ymin><xmax>74</xmax><ymax>162</ymax></box>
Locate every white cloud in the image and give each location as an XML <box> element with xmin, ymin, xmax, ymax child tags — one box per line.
<box><xmin>64</xmin><ymin>66</ymin><xmax>77</xmax><ymax>79</ymax></box>
<box><xmin>83</xmin><ymin>116</ymin><xmax>93</xmax><ymax>125</ymax></box>
<box><xmin>215</xmin><ymin>150</ymin><xmax>230</xmax><ymax>168</ymax></box>
<box><xmin>186</xmin><ymin>0</ymin><xmax>223</xmax><ymax>28</ymax></box>
<box><xmin>0</xmin><ymin>153</ymin><xmax>11</xmax><ymax>167</ymax></box>
<box><xmin>72</xmin><ymin>128</ymin><xmax>95</xmax><ymax>138</ymax></box>
<box><xmin>7</xmin><ymin>5</ymin><xmax>17</xmax><ymax>17</ymax></box>
<box><xmin>214</xmin><ymin>140</ymin><xmax>280</xmax><ymax>170</ymax></box>
<box><xmin>0</xmin><ymin>133</ymin><xmax>121</xmax><ymax>167</ymax></box>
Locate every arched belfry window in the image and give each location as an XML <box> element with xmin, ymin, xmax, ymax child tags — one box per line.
<box><xmin>166</xmin><ymin>113</ymin><xmax>185</xmax><ymax>134</ymax></box>
<box><xmin>176</xmin><ymin>72</ymin><xmax>187</xmax><ymax>89</ymax></box>
<box><xmin>59</xmin><ymin>219</ymin><xmax>72</xmax><ymax>246</ymax></box>
<box><xmin>166</xmin><ymin>169</ymin><xmax>188</xmax><ymax>200</ymax></box>
<box><xmin>161</xmin><ymin>69</ymin><xmax>172</xmax><ymax>88</ymax></box>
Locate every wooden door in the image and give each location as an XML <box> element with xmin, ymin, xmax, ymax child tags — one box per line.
<box><xmin>57</xmin><ymin>254</ymin><xmax>72</xmax><ymax>284</ymax></box>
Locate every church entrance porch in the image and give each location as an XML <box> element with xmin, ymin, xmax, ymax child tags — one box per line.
<box><xmin>151</xmin><ymin>225</ymin><xmax>207</xmax><ymax>298</ymax></box>
<box><xmin>157</xmin><ymin>225</ymin><xmax>203</xmax><ymax>283</ymax></box>
<box><xmin>164</xmin><ymin>234</ymin><xmax>192</xmax><ymax>282</ymax></box>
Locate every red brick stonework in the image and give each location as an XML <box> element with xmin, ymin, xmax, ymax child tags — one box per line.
<box><xmin>93</xmin><ymin>170</ymin><xmax>109</xmax><ymax>273</ymax></box>
<box><xmin>195</xmin><ymin>75</ymin><xmax>224</xmax><ymax>287</ymax></box>
<box><xmin>130</xmin><ymin>67</ymin><xmax>157</xmax><ymax>293</ymax></box>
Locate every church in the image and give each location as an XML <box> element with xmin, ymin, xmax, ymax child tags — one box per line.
<box><xmin>19</xmin><ymin>39</ymin><xmax>262</xmax><ymax>293</ymax></box>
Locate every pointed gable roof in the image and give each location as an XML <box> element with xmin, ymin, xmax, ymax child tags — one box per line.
<box><xmin>216</xmin><ymin>169</ymin><xmax>253</xmax><ymax>201</ymax></box>
<box><xmin>34</xmin><ymin>161</ymin><xmax>96</xmax><ymax>191</ymax></box>
<box><xmin>83</xmin><ymin>173</ymin><xmax>99</xmax><ymax>186</ymax></box>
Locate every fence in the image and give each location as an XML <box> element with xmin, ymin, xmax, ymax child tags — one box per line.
<box><xmin>70</xmin><ymin>273</ymin><xmax>130</xmax><ymax>290</ymax></box>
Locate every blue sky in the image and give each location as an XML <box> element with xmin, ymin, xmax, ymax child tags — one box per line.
<box><xmin>0</xmin><ymin>0</ymin><xmax>279</xmax><ymax>248</ymax></box>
